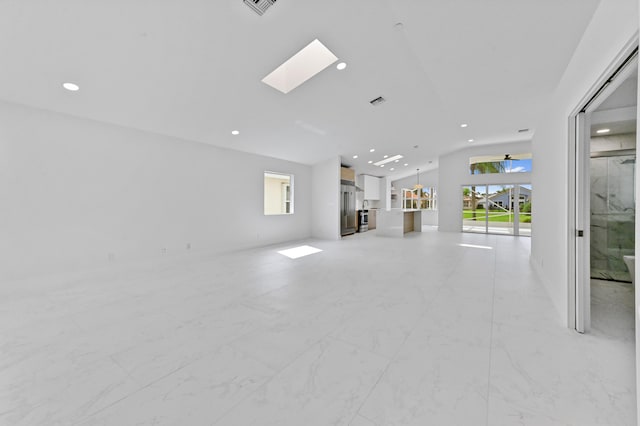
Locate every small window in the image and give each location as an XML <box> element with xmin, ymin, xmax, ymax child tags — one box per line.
<box><xmin>469</xmin><ymin>153</ymin><xmax>532</xmax><ymax>174</ymax></box>
<box><xmin>401</xmin><ymin>186</ymin><xmax>437</xmax><ymax>210</ymax></box>
<box><xmin>264</xmin><ymin>172</ymin><xmax>294</xmax><ymax>215</ymax></box>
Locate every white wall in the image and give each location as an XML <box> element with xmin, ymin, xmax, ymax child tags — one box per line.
<box><xmin>421</xmin><ymin>210</ymin><xmax>438</xmax><ymax>226</ymax></box>
<box><xmin>636</xmin><ymin>0</ymin><xmax>640</xmax><ymax>415</ymax></box>
<box><xmin>531</xmin><ymin>0</ymin><xmax>639</xmax><ymax>324</ymax></box>
<box><xmin>0</xmin><ymin>100</ymin><xmax>312</xmax><ymax>281</ymax></box>
<box><xmin>438</xmin><ymin>141</ymin><xmax>532</xmax><ymax>232</ymax></box>
<box><xmin>591</xmin><ymin>132</ymin><xmax>636</xmax><ymax>151</ymax></box>
<box><xmin>311</xmin><ymin>156</ymin><xmax>341</xmax><ymax>240</ymax></box>
<box><xmin>380</xmin><ymin>177</ymin><xmax>391</xmax><ymax>210</ymax></box>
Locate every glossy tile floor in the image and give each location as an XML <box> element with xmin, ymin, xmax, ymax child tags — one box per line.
<box><xmin>591</xmin><ymin>278</ymin><xmax>635</xmax><ymax>343</ymax></box>
<box><xmin>1</xmin><ymin>229</ymin><xmax>636</xmax><ymax>425</ymax></box>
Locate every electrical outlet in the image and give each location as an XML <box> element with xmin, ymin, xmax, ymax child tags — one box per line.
<box><xmin>108</xmin><ymin>253</ymin><xmax>115</xmax><ymax>262</ymax></box>
<box><xmin>186</xmin><ymin>243</ymin><xmax>191</xmax><ymax>250</ymax></box>
<box><xmin>161</xmin><ymin>248</ymin><xmax>167</xmax><ymax>254</ymax></box>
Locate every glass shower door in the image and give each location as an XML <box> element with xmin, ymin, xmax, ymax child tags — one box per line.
<box><xmin>590</xmin><ymin>154</ymin><xmax>636</xmax><ymax>282</ymax></box>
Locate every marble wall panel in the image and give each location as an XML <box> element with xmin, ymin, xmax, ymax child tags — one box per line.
<box><xmin>590</xmin><ymin>158</ymin><xmax>608</xmax><ymax>214</ymax></box>
<box><xmin>590</xmin><ymin>153</ymin><xmax>635</xmax><ymax>283</ymax></box>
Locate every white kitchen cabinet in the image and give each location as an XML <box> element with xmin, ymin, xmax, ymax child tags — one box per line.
<box><xmin>358</xmin><ymin>174</ymin><xmax>381</xmax><ymax>200</ymax></box>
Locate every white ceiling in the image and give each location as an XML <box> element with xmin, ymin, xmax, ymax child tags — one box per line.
<box><xmin>591</xmin><ymin>64</ymin><xmax>637</xmax><ymax>137</ymax></box>
<box><xmin>0</xmin><ymin>0</ymin><xmax>601</xmax><ymax>179</ymax></box>
<box><xmin>596</xmin><ymin>73</ymin><xmax>638</xmax><ymax>112</ymax></box>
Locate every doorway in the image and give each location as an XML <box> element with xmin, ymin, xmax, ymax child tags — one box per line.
<box><xmin>570</xmin><ymin>46</ymin><xmax>638</xmax><ymax>334</ymax></box>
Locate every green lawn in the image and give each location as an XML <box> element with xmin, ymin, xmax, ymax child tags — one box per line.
<box><xmin>463</xmin><ymin>209</ymin><xmax>531</xmax><ymax>223</ymax></box>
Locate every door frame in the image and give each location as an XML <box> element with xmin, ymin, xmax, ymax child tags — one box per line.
<box><xmin>567</xmin><ymin>38</ymin><xmax>638</xmax><ymax>332</ymax></box>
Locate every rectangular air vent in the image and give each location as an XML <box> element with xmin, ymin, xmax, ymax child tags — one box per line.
<box><xmin>370</xmin><ymin>96</ymin><xmax>386</xmax><ymax>106</ymax></box>
<box><xmin>244</xmin><ymin>0</ymin><xmax>277</xmax><ymax>16</ymax></box>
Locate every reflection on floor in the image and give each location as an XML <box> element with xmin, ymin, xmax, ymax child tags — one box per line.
<box><xmin>591</xmin><ymin>278</ymin><xmax>635</xmax><ymax>342</ymax></box>
<box><xmin>1</xmin><ymin>230</ymin><xmax>635</xmax><ymax>425</ymax></box>
<box><xmin>462</xmin><ymin>224</ymin><xmax>532</xmax><ymax>236</ymax></box>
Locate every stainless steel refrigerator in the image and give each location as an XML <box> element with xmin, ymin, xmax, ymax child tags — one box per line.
<box><xmin>340</xmin><ymin>181</ymin><xmax>356</xmax><ymax>236</ymax></box>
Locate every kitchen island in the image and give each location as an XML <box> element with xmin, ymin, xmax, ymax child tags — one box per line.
<box><xmin>376</xmin><ymin>209</ymin><xmax>423</xmax><ymax>237</ymax></box>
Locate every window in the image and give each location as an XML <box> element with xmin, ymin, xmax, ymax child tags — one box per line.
<box><xmin>264</xmin><ymin>172</ymin><xmax>293</xmax><ymax>215</ymax></box>
<box><xmin>401</xmin><ymin>187</ymin><xmax>437</xmax><ymax>210</ymax></box>
<box><xmin>469</xmin><ymin>153</ymin><xmax>532</xmax><ymax>174</ymax></box>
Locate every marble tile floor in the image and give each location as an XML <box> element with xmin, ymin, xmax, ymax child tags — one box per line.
<box><xmin>0</xmin><ymin>230</ymin><xmax>635</xmax><ymax>425</ymax></box>
<box><xmin>591</xmin><ymin>278</ymin><xmax>635</xmax><ymax>343</ymax></box>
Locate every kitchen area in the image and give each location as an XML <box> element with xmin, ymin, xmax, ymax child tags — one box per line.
<box><xmin>340</xmin><ymin>166</ymin><xmax>436</xmax><ymax>238</ymax></box>
<box><xmin>340</xmin><ymin>166</ymin><xmax>382</xmax><ymax>236</ymax></box>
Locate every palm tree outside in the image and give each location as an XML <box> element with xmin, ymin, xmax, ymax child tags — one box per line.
<box><xmin>468</xmin><ymin>161</ymin><xmax>506</xmax><ymax>219</ymax></box>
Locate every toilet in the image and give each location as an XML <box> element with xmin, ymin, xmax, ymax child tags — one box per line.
<box><xmin>623</xmin><ymin>255</ymin><xmax>635</xmax><ymax>286</ymax></box>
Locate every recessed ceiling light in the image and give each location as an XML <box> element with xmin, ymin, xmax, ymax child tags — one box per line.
<box><xmin>374</xmin><ymin>155</ymin><xmax>404</xmax><ymax>166</ymax></box>
<box><xmin>383</xmin><ymin>155</ymin><xmax>388</xmax><ymax>159</ymax></box>
<box><xmin>231</xmin><ymin>130</ymin><xmax>240</xmax><ymax>135</ymax></box>
<box><xmin>596</xmin><ymin>128</ymin><xmax>610</xmax><ymax>134</ymax></box>
<box><xmin>336</xmin><ymin>62</ymin><xmax>347</xmax><ymax>70</ymax></box>
<box><xmin>390</xmin><ymin>168</ymin><xmax>395</xmax><ymax>171</ymax></box>
<box><xmin>368</xmin><ymin>160</ymin><xmax>373</xmax><ymax>164</ymax></box>
<box><xmin>380</xmin><ymin>165</ymin><xmax>385</xmax><ymax>168</ymax></box>
<box><xmin>261</xmin><ymin>39</ymin><xmax>338</xmax><ymax>94</ymax></box>
<box><xmin>395</xmin><ymin>160</ymin><xmax>399</xmax><ymax>163</ymax></box>
<box><xmin>468</xmin><ymin>139</ymin><xmax>474</xmax><ymax>142</ymax></box>
<box><xmin>353</xmin><ymin>155</ymin><xmax>358</xmax><ymax>159</ymax></box>
<box><xmin>62</xmin><ymin>82</ymin><xmax>79</xmax><ymax>91</ymax></box>
<box><xmin>404</xmin><ymin>163</ymin><xmax>408</xmax><ymax>166</ymax></box>
<box><xmin>460</xmin><ymin>123</ymin><xmax>468</xmax><ymax>128</ymax></box>
<box><xmin>369</xmin><ymin>148</ymin><xmax>375</xmax><ymax>153</ymax></box>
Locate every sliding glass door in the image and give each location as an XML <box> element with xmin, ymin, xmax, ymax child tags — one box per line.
<box><xmin>462</xmin><ymin>184</ymin><xmax>532</xmax><ymax>236</ymax></box>
<box><xmin>518</xmin><ymin>184</ymin><xmax>532</xmax><ymax>236</ymax></box>
<box><xmin>462</xmin><ymin>185</ymin><xmax>489</xmax><ymax>233</ymax></box>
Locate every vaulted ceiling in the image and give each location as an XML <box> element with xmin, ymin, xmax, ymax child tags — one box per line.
<box><xmin>0</xmin><ymin>0</ymin><xmax>601</xmax><ymax>178</ymax></box>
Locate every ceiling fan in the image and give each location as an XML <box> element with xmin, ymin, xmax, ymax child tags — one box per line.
<box><xmin>503</xmin><ymin>153</ymin><xmax>531</xmax><ymax>161</ymax></box>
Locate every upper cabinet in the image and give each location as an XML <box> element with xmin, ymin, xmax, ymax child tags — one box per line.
<box><xmin>341</xmin><ymin>167</ymin><xmax>355</xmax><ymax>182</ymax></box>
<box><xmin>358</xmin><ymin>174</ymin><xmax>381</xmax><ymax>200</ymax></box>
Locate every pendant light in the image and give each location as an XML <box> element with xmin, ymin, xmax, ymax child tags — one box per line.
<box><xmin>413</xmin><ymin>168</ymin><xmax>423</xmax><ymax>189</ymax></box>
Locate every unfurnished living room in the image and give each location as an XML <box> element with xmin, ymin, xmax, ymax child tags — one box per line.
<box><xmin>1</xmin><ymin>1</ymin><xmax>639</xmax><ymax>425</ymax></box>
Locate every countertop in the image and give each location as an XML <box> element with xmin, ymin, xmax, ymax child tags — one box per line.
<box><xmin>379</xmin><ymin>208</ymin><xmax>421</xmax><ymax>213</ymax></box>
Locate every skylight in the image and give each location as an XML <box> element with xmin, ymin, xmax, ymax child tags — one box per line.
<box><xmin>262</xmin><ymin>39</ymin><xmax>338</xmax><ymax>94</ymax></box>
<box><xmin>374</xmin><ymin>155</ymin><xmax>403</xmax><ymax>166</ymax></box>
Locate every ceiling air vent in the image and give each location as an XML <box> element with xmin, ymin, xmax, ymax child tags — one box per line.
<box><xmin>370</xmin><ymin>96</ymin><xmax>386</xmax><ymax>106</ymax></box>
<box><xmin>243</xmin><ymin>0</ymin><xmax>277</xmax><ymax>16</ymax></box>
